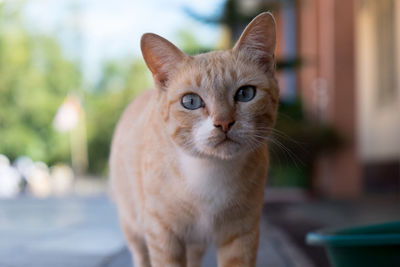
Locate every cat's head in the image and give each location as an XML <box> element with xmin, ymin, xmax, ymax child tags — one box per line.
<box><xmin>141</xmin><ymin>12</ymin><xmax>279</xmax><ymax>160</ymax></box>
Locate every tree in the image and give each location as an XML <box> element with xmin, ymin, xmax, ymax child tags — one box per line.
<box><xmin>85</xmin><ymin>59</ymin><xmax>151</xmax><ymax>174</ymax></box>
<box><xmin>0</xmin><ymin>1</ymin><xmax>81</xmax><ymax>165</ymax></box>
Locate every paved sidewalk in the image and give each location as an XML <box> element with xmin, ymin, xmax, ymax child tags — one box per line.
<box><xmin>105</xmin><ymin>216</ymin><xmax>314</xmax><ymax>267</ymax></box>
<box><xmin>0</xmin><ymin>195</ymin><xmax>313</xmax><ymax>267</ymax></box>
<box><xmin>0</xmin><ymin>196</ymin><xmax>124</xmax><ymax>267</ymax></box>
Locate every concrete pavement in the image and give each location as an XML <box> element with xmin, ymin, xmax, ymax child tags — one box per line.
<box><xmin>0</xmin><ymin>194</ymin><xmax>313</xmax><ymax>267</ymax></box>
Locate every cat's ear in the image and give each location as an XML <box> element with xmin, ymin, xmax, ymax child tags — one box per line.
<box><xmin>233</xmin><ymin>12</ymin><xmax>276</xmax><ymax>72</ymax></box>
<box><xmin>141</xmin><ymin>33</ymin><xmax>187</xmax><ymax>88</ymax></box>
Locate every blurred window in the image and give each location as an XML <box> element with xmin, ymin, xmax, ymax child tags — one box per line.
<box><xmin>374</xmin><ymin>0</ymin><xmax>398</xmax><ymax>106</ymax></box>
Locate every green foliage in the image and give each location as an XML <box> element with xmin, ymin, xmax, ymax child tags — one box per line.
<box><xmin>0</xmin><ymin>3</ymin><xmax>80</xmax><ymax>165</ymax></box>
<box><xmin>0</xmin><ymin>1</ymin><xmax>153</xmax><ymax>174</ymax></box>
<box><xmin>85</xmin><ymin>60</ymin><xmax>150</xmax><ymax>174</ymax></box>
<box><xmin>185</xmin><ymin>0</ymin><xmax>280</xmax><ymax>30</ymax></box>
<box><xmin>0</xmin><ymin>2</ymin><xmax>152</xmax><ymax>175</ymax></box>
<box><xmin>175</xmin><ymin>29</ymin><xmax>212</xmax><ymax>55</ymax></box>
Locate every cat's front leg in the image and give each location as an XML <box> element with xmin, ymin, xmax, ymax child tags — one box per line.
<box><xmin>186</xmin><ymin>243</ymin><xmax>206</xmax><ymax>267</ymax></box>
<box><xmin>145</xmin><ymin>218</ymin><xmax>186</xmax><ymax>267</ymax></box>
<box><xmin>120</xmin><ymin>221</ymin><xmax>151</xmax><ymax>267</ymax></box>
<box><xmin>216</xmin><ymin>223</ymin><xmax>260</xmax><ymax>267</ymax></box>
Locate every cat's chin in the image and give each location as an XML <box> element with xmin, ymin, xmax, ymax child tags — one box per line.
<box><xmin>197</xmin><ymin>140</ymin><xmax>246</xmax><ymax>161</ymax></box>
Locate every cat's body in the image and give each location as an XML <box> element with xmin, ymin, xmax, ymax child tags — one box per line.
<box><xmin>110</xmin><ymin>13</ymin><xmax>279</xmax><ymax>267</ymax></box>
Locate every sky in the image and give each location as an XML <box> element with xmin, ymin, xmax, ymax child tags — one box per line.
<box><xmin>22</xmin><ymin>0</ymin><xmax>225</xmax><ymax>82</ymax></box>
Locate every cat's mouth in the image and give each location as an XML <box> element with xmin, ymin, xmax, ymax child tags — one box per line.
<box><xmin>214</xmin><ymin>135</ymin><xmax>237</xmax><ymax>147</ymax></box>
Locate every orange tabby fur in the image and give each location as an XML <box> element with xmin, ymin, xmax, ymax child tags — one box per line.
<box><xmin>110</xmin><ymin>12</ymin><xmax>279</xmax><ymax>267</ymax></box>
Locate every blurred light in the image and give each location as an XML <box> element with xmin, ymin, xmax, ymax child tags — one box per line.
<box><xmin>0</xmin><ymin>154</ymin><xmax>21</xmax><ymax>198</ymax></box>
<box><xmin>53</xmin><ymin>95</ymin><xmax>81</xmax><ymax>132</ymax></box>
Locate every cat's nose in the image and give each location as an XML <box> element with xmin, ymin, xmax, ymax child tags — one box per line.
<box><xmin>213</xmin><ymin>119</ymin><xmax>235</xmax><ymax>133</ymax></box>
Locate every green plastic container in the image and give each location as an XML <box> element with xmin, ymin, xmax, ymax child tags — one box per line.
<box><xmin>306</xmin><ymin>221</ymin><xmax>400</xmax><ymax>267</ymax></box>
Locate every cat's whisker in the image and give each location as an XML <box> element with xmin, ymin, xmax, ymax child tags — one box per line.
<box><xmin>257</xmin><ymin>126</ymin><xmax>307</xmax><ymax>147</ymax></box>
<box><xmin>267</xmin><ymin>138</ymin><xmax>305</xmax><ymax>167</ymax></box>
<box><xmin>242</xmin><ymin>132</ymin><xmax>304</xmax><ymax>168</ymax></box>
<box><xmin>251</xmin><ymin>126</ymin><xmax>308</xmax><ymax>160</ymax></box>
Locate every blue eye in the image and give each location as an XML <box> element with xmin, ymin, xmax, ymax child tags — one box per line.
<box><xmin>181</xmin><ymin>93</ymin><xmax>204</xmax><ymax>110</ymax></box>
<box><xmin>234</xmin><ymin>86</ymin><xmax>256</xmax><ymax>102</ymax></box>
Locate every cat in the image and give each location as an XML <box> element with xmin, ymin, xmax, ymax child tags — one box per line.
<box><xmin>109</xmin><ymin>12</ymin><xmax>279</xmax><ymax>267</ymax></box>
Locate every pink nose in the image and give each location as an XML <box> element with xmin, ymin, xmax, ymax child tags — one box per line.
<box><xmin>213</xmin><ymin>119</ymin><xmax>235</xmax><ymax>133</ymax></box>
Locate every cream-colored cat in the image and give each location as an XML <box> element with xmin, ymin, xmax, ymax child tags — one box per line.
<box><xmin>110</xmin><ymin>12</ymin><xmax>279</xmax><ymax>267</ymax></box>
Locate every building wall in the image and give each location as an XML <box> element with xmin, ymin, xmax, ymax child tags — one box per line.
<box><xmin>297</xmin><ymin>0</ymin><xmax>318</xmax><ymax>119</ymax></box>
<box><xmin>298</xmin><ymin>0</ymin><xmax>400</xmax><ymax>197</ymax></box>
<box><xmin>298</xmin><ymin>0</ymin><xmax>361</xmax><ymax>197</ymax></box>
<box><xmin>356</xmin><ymin>0</ymin><xmax>400</xmax><ymax>192</ymax></box>
<box><xmin>356</xmin><ymin>0</ymin><xmax>400</xmax><ymax>162</ymax></box>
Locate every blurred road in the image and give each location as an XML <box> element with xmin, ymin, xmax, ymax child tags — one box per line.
<box><xmin>0</xmin><ymin>196</ymin><xmax>124</xmax><ymax>267</ymax></box>
<box><xmin>0</xmin><ymin>194</ymin><xmax>313</xmax><ymax>267</ymax></box>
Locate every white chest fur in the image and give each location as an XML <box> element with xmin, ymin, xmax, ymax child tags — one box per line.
<box><xmin>178</xmin><ymin>150</ymin><xmax>243</xmax><ymax>240</ymax></box>
<box><xmin>179</xmin><ymin>151</ymin><xmax>241</xmax><ymax>207</ymax></box>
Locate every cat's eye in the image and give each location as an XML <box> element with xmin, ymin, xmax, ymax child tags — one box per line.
<box><xmin>234</xmin><ymin>86</ymin><xmax>256</xmax><ymax>102</ymax></box>
<box><xmin>181</xmin><ymin>93</ymin><xmax>204</xmax><ymax>110</ymax></box>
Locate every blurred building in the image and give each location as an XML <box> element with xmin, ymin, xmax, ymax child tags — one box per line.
<box><xmin>228</xmin><ymin>0</ymin><xmax>399</xmax><ymax>197</ymax></box>
<box><xmin>296</xmin><ymin>0</ymin><xmax>400</xmax><ymax>197</ymax></box>
<box><xmin>203</xmin><ymin>0</ymin><xmax>399</xmax><ymax>197</ymax></box>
